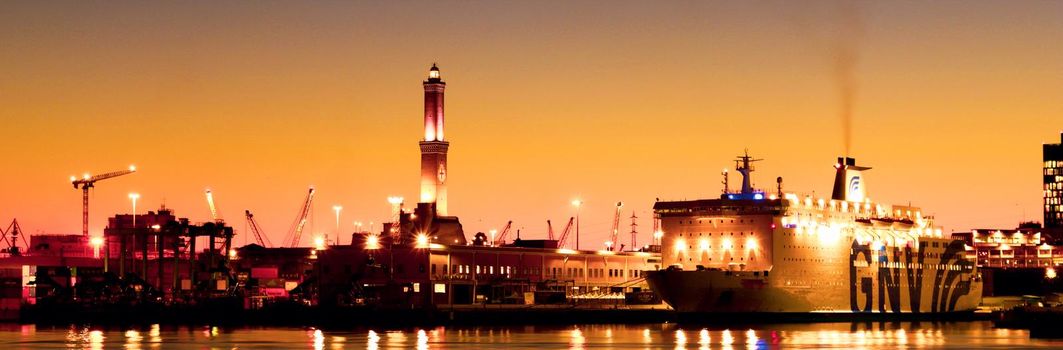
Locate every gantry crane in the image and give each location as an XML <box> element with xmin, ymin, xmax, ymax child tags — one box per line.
<box><xmin>555</xmin><ymin>217</ymin><xmax>575</xmax><ymax>248</ymax></box>
<box><xmin>286</xmin><ymin>187</ymin><xmax>316</xmax><ymax>247</ymax></box>
<box><xmin>608</xmin><ymin>202</ymin><xmax>624</xmax><ymax>251</ymax></box>
<box><xmin>70</xmin><ymin>166</ymin><xmax>136</xmax><ymax>237</ymax></box>
<box><xmin>492</xmin><ymin>221</ymin><xmax>513</xmax><ymax>246</ymax></box>
<box><xmin>244</xmin><ymin>210</ymin><xmax>271</xmax><ymax>247</ymax></box>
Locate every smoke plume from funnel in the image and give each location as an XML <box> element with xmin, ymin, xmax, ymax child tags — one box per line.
<box><xmin>833</xmin><ymin>1</ymin><xmax>863</xmax><ymax>156</ymax></box>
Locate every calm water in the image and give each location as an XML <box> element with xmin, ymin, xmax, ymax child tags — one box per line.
<box><xmin>0</xmin><ymin>321</ymin><xmax>1059</xmax><ymax>349</ymax></box>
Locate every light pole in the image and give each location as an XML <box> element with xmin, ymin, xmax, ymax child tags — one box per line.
<box><xmin>333</xmin><ymin>205</ymin><xmax>342</xmax><ymax>245</ymax></box>
<box><xmin>128</xmin><ymin>193</ymin><xmax>140</xmax><ymax>228</ymax></box>
<box><xmin>571</xmin><ymin>199</ymin><xmax>583</xmax><ymax>251</ymax></box>
<box><xmin>128</xmin><ymin>193</ymin><xmax>139</xmax><ymax>277</ymax></box>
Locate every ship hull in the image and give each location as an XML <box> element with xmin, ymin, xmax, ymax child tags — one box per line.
<box><xmin>647</xmin><ymin>267</ymin><xmax>983</xmax><ymax>315</ymax></box>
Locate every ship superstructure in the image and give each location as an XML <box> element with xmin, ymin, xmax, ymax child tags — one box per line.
<box><xmin>646</xmin><ymin>154</ymin><xmax>982</xmax><ymax>314</ymax></box>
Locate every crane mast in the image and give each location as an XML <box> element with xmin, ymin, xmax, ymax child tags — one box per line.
<box><xmin>286</xmin><ymin>187</ymin><xmax>316</xmax><ymax>247</ymax></box>
<box><xmin>547</xmin><ymin>220</ymin><xmax>555</xmax><ymax>241</ymax></box>
<box><xmin>70</xmin><ymin>166</ymin><xmax>136</xmax><ymax>236</ymax></box>
<box><xmin>205</xmin><ymin>189</ymin><xmax>222</xmax><ymax>223</ymax></box>
<box><xmin>555</xmin><ymin>217</ymin><xmax>575</xmax><ymax>248</ymax></box>
<box><xmin>245</xmin><ymin>210</ymin><xmax>271</xmax><ymax>247</ymax></box>
<box><xmin>609</xmin><ymin>202</ymin><xmax>623</xmax><ymax>251</ymax></box>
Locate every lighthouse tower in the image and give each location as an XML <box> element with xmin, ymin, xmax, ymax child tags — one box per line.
<box><xmin>419</xmin><ymin>64</ymin><xmax>449</xmax><ymax>215</ymax></box>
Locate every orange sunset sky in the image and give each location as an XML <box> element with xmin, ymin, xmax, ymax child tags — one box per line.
<box><xmin>1</xmin><ymin>1</ymin><xmax>1061</xmax><ymax>248</ymax></box>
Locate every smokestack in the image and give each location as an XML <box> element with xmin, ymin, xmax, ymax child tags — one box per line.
<box><xmin>831</xmin><ymin>157</ymin><xmax>870</xmax><ymax>202</ymax></box>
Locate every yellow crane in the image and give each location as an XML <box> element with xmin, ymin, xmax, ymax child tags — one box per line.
<box><xmin>205</xmin><ymin>189</ymin><xmax>223</xmax><ymax>223</ymax></box>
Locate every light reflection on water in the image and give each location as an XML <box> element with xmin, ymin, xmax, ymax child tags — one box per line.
<box><xmin>0</xmin><ymin>321</ymin><xmax>1060</xmax><ymax>349</ymax></box>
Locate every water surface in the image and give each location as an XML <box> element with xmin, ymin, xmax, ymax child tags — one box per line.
<box><xmin>0</xmin><ymin>321</ymin><xmax>1058</xmax><ymax>349</ymax></box>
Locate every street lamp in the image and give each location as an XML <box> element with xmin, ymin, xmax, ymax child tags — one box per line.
<box><xmin>128</xmin><ymin>193</ymin><xmax>140</xmax><ymax>228</ymax></box>
<box><xmin>332</xmin><ymin>205</ymin><xmax>342</xmax><ymax>245</ymax></box>
<box><xmin>571</xmin><ymin>199</ymin><xmax>583</xmax><ymax>250</ymax></box>
<box><xmin>90</xmin><ymin>236</ymin><xmax>104</xmax><ymax>259</ymax></box>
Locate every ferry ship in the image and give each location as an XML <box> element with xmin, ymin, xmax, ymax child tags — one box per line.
<box><xmin>645</xmin><ymin>154</ymin><xmax>982</xmax><ymax>315</ymax></box>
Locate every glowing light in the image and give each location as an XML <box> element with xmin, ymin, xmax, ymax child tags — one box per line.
<box><xmin>314</xmin><ymin>236</ymin><xmax>326</xmax><ymax>250</ymax></box>
<box><xmin>228</xmin><ymin>248</ymin><xmax>237</xmax><ymax>259</ymax></box>
<box><xmin>721</xmin><ymin>329</ymin><xmax>734</xmax><ymax>345</ymax></box>
<box><xmin>557</xmin><ymin>248</ymin><xmax>577</xmax><ymax>254</ymax></box>
<box><xmin>368</xmin><ymin>330</ymin><xmax>380</xmax><ymax>350</ymax></box>
<box><xmin>366</xmin><ymin>235</ymin><xmax>381</xmax><ymax>250</ymax></box>
<box><xmin>1048</xmin><ymin>267</ymin><xmax>1057</xmax><ymax>279</ymax></box>
<box><xmin>675</xmin><ymin>329</ymin><xmax>686</xmax><ymax>345</ymax></box>
<box><xmin>313</xmin><ymin>329</ymin><xmax>324</xmax><ymax>350</ymax></box>
<box><xmin>416</xmin><ymin>233</ymin><xmax>429</xmax><ymax>248</ymax></box>
<box><xmin>69</xmin><ymin>175</ymin><xmax>76</xmax><ymax>182</ymax></box>
<box><xmin>151</xmin><ymin>224</ymin><xmax>160</xmax><ymax>231</ymax></box>
<box><xmin>417</xmin><ymin>329</ymin><xmax>428</xmax><ymax>350</ymax></box>
<box><xmin>129</xmin><ymin>165</ymin><xmax>137</xmax><ymax>172</ymax></box>
<box><xmin>571</xmin><ymin>199</ymin><xmax>583</xmax><ymax>207</ymax></box>
<box><xmin>90</xmin><ymin>236</ymin><xmax>104</xmax><ymax>247</ymax></box>
<box><xmin>698</xmin><ymin>239</ymin><xmax>709</xmax><ymax>251</ymax></box>
<box><xmin>698</xmin><ymin>329</ymin><xmax>710</xmax><ymax>345</ymax></box>
<box><xmin>654</xmin><ymin>230</ymin><xmax>664</xmax><ymax>240</ymax></box>
<box><xmin>674</xmin><ymin>238</ymin><xmax>687</xmax><ymax>252</ymax></box>
<box><xmin>570</xmin><ymin>328</ymin><xmax>585</xmax><ymax>347</ymax></box>
<box><xmin>722</xmin><ymin>239</ymin><xmax>733</xmax><ymax>250</ymax></box>
<box><xmin>387</xmin><ymin>196</ymin><xmax>404</xmax><ymax>205</ymax></box>
<box><xmin>746</xmin><ymin>238</ymin><xmax>757</xmax><ymax>250</ymax></box>
<box><xmin>83</xmin><ymin>173</ymin><xmax>90</xmax><ymax>180</ymax></box>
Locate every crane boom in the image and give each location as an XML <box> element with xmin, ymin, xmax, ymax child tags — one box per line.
<box><xmin>547</xmin><ymin>220</ymin><xmax>555</xmax><ymax>241</ymax></box>
<box><xmin>492</xmin><ymin>221</ymin><xmax>513</xmax><ymax>246</ymax></box>
<box><xmin>245</xmin><ymin>210</ymin><xmax>271</xmax><ymax>247</ymax></box>
<box><xmin>609</xmin><ymin>202</ymin><xmax>623</xmax><ymax>251</ymax></box>
<box><xmin>205</xmin><ymin>189</ymin><xmax>222</xmax><ymax>222</ymax></box>
<box><xmin>287</xmin><ymin>187</ymin><xmax>316</xmax><ymax>247</ymax></box>
<box><xmin>556</xmin><ymin>217</ymin><xmax>575</xmax><ymax>248</ymax></box>
<box><xmin>70</xmin><ymin>166</ymin><xmax>136</xmax><ymax>236</ymax></box>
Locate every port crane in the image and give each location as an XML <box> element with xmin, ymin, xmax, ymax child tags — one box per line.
<box><xmin>70</xmin><ymin>166</ymin><xmax>136</xmax><ymax>237</ymax></box>
<box><xmin>244</xmin><ymin>210</ymin><xmax>272</xmax><ymax>247</ymax></box>
<box><xmin>285</xmin><ymin>187</ymin><xmax>316</xmax><ymax>247</ymax></box>
<box><xmin>608</xmin><ymin>202</ymin><xmax>623</xmax><ymax>251</ymax></box>
<box><xmin>0</xmin><ymin>219</ymin><xmax>27</xmax><ymax>257</ymax></box>
<box><xmin>554</xmin><ymin>217</ymin><xmax>575</xmax><ymax>248</ymax></box>
<box><xmin>492</xmin><ymin>221</ymin><xmax>513</xmax><ymax>246</ymax></box>
<box><xmin>205</xmin><ymin>189</ymin><xmax>223</xmax><ymax>223</ymax></box>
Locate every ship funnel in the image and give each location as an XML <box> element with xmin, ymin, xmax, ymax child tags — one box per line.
<box><xmin>831</xmin><ymin>157</ymin><xmax>871</xmax><ymax>202</ymax></box>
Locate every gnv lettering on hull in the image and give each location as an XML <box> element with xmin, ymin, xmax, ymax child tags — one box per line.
<box><xmin>849</xmin><ymin>240</ymin><xmax>973</xmax><ymax>313</ymax></box>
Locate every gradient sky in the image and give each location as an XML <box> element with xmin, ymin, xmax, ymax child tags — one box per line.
<box><xmin>1</xmin><ymin>1</ymin><xmax>1061</xmax><ymax>248</ymax></box>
